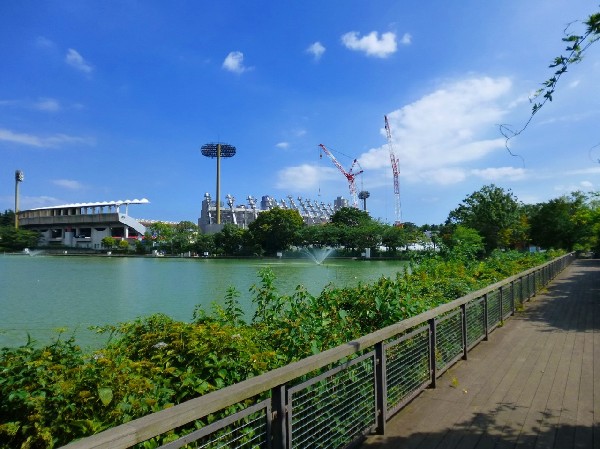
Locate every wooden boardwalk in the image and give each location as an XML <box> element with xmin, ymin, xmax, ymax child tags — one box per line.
<box><xmin>362</xmin><ymin>258</ymin><xmax>600</xmax><ymax>449</ymax></box>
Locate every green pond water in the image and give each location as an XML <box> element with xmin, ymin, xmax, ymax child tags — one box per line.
<box><xmin>0</xmin><ymin>254</ymin><xmax>408</xmax><ymax>349</ymax></box>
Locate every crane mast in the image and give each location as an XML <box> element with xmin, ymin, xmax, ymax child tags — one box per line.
<box><xmin>318</xmin><ymin>143</ymin><xmax>363</xmax><ymax>208</ymax></box>
<box><xmin>384</xmin><ymin>115</ymin><xmax>402</xmax><ymax>226</ymax></box>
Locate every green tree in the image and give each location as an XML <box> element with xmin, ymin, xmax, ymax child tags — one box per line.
<box><xmin>530</xmin><ymin>191</ymin><xmax>595</xmax><ymax>251</ymax></box>
<box><xmin>0</xmin><ymin>210</ymin><xmax>15</xmax><ymax>227</ymax></box>
<box><xmin>145</xmin><ymin>222</ymin><xmax>175</xmax><ymax>254</ymax></box>
<box><xmin>329</xmin><ymin>207</ymin><xmax>372</xmax><ymax>227</ymax></box>
<box><xmin>172</xmin><ymin>221</ymin><xmax>198</xmax><ymax>254</ymax></box>
<box><xmin>447</xmin><ymin>184</ymin><xmax>522</xmax><ymax>253</ymax></box>
<box><xmin>442</xmin><ymin>225</ymin><xmax>485</xmax><ymax>261</ymax></box>
<box><xmin>0</xmin><ymin>226</ymin><xmax>39</xmax><ymax>251</ymax></box>
<box><xmin>214</xmin><ymin>224</ymin><xmax>247</xmax><ymax>256</ymax></box>
<box><xmin>101</xmin><ymin>236</ymin><xmax>116</xmax><ymax>250</ymax></box>
<box><xmin>248</xmin><ymin>208</ymin><xmax>304</xmax><ymax>255</ymax></box>
<box><xmin>194</xmin><ymin>232</ymin><xmax>216</xmax><ymax>256</ymax></box>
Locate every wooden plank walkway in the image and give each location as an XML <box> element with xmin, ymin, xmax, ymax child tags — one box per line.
<box><xmin>362</xmin><ymin>258</ymin><xmax>600</xmax><ymax>449</ymax></box>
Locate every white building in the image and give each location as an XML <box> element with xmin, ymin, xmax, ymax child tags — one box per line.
<box><xmin>17</xmin><ymin>199</ymin><xmax>149</xmax><ymax>249</ymax></box>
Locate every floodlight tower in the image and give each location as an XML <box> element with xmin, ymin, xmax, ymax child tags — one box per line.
<box><xmin>14</xmin><ymin>170</ymin><xmax>24</xmax><ymax>229</ymax></box>
<box><xmin>358</xmin><ymin>190</ymin><xmax>370</xmax><ymax>212</ymax></box>
<box><xmin>201</xmin><ymin>142</ymin><xmax>237</xmax><ymax>224</ymax></box>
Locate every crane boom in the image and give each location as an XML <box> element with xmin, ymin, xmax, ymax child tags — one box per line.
<box><xmin>318</xmin><ymin>143</ymin><xmax>363</xmax><ymax>208</ymax></box>
<box><xmin>384</xmin><ymin>115</ymin><xmax>402</xmax><ymax>226</ymax></box>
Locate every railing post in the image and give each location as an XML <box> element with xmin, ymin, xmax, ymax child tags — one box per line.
<box><xmin>484</xmin><ymin>293</ymin><xmax>489</xmax><ymax>341</ymax></box>
<box><xmin>461</xmin><ymin>303</ymin><xmax>468</xmax><ymax>360</ymax></box>
<box><xmin>510</xmin><ymin>280</ymin><xmax>515</xmax><ymax>315</ymax></box>
<box><xmin>429</xmin><ymin>318</ymin><xmax>437</xmax><ymax>388</ymax></box>
<box><xmin>374</xmin><ymin>342</ymin><xmax>387</xmax><ymax>435</ymax></box>
<box><xmin>271</xmin><ymin>385</ymin><xmax>287</xmax><ymax>449</ymax></box>
<box><xmin>499</xmin><ymin>286</ymin><xmax>504</xmax><ymax>321</ymax></box>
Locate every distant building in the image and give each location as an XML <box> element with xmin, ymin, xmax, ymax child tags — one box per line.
<box><xmin>17</xmin><ymin>199</ymin><xmax>149</xmax><ymax>249</ymax></box>
<box><xmin>198</xmin><ymin>193</ymin><xmax>347</xmax><ymax>233</ymax></box>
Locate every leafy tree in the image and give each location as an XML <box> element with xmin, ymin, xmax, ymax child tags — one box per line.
<box><xmin>101</xmin><ymin>236</ymin><xmax>116</xmax><ymax>249</ymax></box>
<box><xmin>442</xmin><ymin>225</ymin><xmax>485</xmax><ymax>261</ymax></box>
<box><xmin>248</xmin><ymin>208</ymin><xmax>304</xmax><ymax>255</ymax></box>
<box><xmin>172</xmin><ymin>221</ymin><xmax>199</xmax><ymax>254</ymax></box>
<box><xmin>0</xmin><ymin>226</ymin><xmax>39</xmax><ymax>251</ymax></box>
<box><xmin>447</xmin><ymin>184</ymin><xmax>522</xmax><ymax>252</ymax></box>
<box><xmin>194</xmin><ymin>232</ymin><xmax>216</xmax><ymax>256</ymax></box>
<box><xmin>213</xmin><ymin>224</ymin><xmax>247</xmax><ymax>256</ymax></box>
<box><xmin>329</xmin><ymin>207</ymin><xmax>372</xmax><ymax>227</ymax></box>
<box><xmin>529</xmin><ymin>191</ymin><xmax>595</xmax><ymax>251</ymax></box>
<box><xmin>0</xmin><ymin>210</ymin><xmax>15</xmax><ymax>227</ymax></box>
<box><xmin>145</xmin><ymin>222</ymin><xmax>176</xmax><ymax>253</ymax></box>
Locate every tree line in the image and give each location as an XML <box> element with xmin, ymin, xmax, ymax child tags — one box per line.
<box><xmin>2</xmin><ymin>184</ymin><xmax>599</xmax><ymax>257</ymax></box>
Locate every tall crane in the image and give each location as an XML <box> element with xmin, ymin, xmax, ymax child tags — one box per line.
<box><xmin>384</xmin><ymin>115</ymin><xmax>402</xmax><ymax>226</ymax></box>
<box><xmin>318</xmin><ymin>143</ymin><xmax>363</xmax><ymax>208</ymax></box>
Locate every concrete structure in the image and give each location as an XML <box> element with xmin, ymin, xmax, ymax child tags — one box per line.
<box><xmin>17</xmin><ymin>199</ymin><xmax>149</xmax><ymax>249</ymax></box>
<box><xmin>198</xmin><ymin>192</ymin><xmax>347</xmax><ymax>233</ymax></box>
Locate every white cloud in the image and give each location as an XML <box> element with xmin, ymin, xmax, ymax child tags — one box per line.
<box><xmin>399</xmin><ymin>33</ymin><xmax>412</xmax><ymax>45</ymax></box>
<box><xmin>222</xmin><ymin>51</ymin><xmax>251</xmax><ymax>73</ymax></box>
<box><xmin>53</xmin><ymin>179</ymin><xmax>84</xmax><ymax>190</ymax></box>
<box><xmin>35</xmin><ymin>36</ymin><xmax>55</xmax><ymax>49</ymax></box>
<box><xmin>65</xmin><ymin>48</ymin><xmax>93</xmax><ymax>74</ymax></box>
<box><xmin>276</xmin><ymin>142</ymin><xmax>290</xmax><ymax>150</ymax></box>
<box><xmin>275</xmin><ymin>164</ymin><xmax>336</xmax><ymax>190</ymax></box>
<box><xmin>341</xmin><ymin>31</ymin><xmax>397</xmax><ymax>58</ymax></box>
<box><xmin>418</xmin><ymin>168</ymin><xmax>467</xmax><ymax>185</ymax></box>
<box><xmin>0</xmin><ymin>128</ymin><xmax>95</xmax><ymax>148</ymax></box>
<box><xmin>306</xmin><ymin>42</ymin><xmax>326</xmax><ymax>61</ymax></box>
<box><xmin>20</xmin><ymin>195</ymin><xmax>63</xmax><ymax>210</ymax></box>
<box><xmin>34</xmin><ymin>98</ymin><xmax>61</xmax><ymax>112</ymax></box>
<box><xmin>471</xmin><ymin>166</ymin><xmax>527</xmax><ymax>181</ymax></box>
<box><xmin>359</xmin><ymin>76</ymin><xmax>513</xmax><ymax>186</ymax></box>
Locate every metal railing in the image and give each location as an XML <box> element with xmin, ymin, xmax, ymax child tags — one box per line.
<box><xmin>63</xmin><ymin>253</ymin><xmax>575</xmax><ymax>449</ymax></box>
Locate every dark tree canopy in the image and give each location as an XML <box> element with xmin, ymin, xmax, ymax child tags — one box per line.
<box><xmin>248</xmin><ymin>208</ymin><xmax>304</xmax><ymax>255</ymax></box>
<box><xmin>330</xmin><ymin>207</ymin><xmax>372</xmax><ymax>228</ymax></box>
<box><xmin>447</xmin><ymin>184</ymin><xmax>522</xmax><ymax>252</ymax></box>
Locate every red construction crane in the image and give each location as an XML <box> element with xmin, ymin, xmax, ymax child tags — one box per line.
<box><xmin>384</xmin><ymin>115</ymin><xmax>402</xmax><ymax>226</ymax></box>
<box><xmin>318</xmin><ymin>143</ymin><xmax>363</xmax><ymax>208</ymax></box>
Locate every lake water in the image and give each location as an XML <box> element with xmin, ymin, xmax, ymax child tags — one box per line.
<box><xmin>0</xmin><ymin>254</ymin><xmax>408</xmax><ymax>349</ymax></box>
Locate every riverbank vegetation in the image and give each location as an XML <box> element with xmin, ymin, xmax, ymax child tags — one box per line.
<box><xmin>0</xmin><ymin>248</ymin><xmax>563</xmax><ymax>448</ymax></box>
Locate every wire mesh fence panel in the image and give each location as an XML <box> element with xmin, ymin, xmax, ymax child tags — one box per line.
<box><xmin>513</xmin><ymin>278</ymin><xmax>523</xmax><ymax>307</ymax></box>
<box><xmin>534</xmin><ymin>270</ymin><xmax>542</xmax><ymax>292</ymax></box>
<box><xmin>159</xmin><ymin>400</ymin><xmax>271</xmax><ymax>449</ymax></box>
<box><xmin>487</xmin><ymin>289</ymin><xmax>501</xmax><ymax>329</ymax></box>
<box><xmin>466</xmin><ymin>297</ymin><xmax>485</xmax><ymax>348</ymax></box>
<box><xmin>288</xmin><ymin>352</ymin><xmax>376</xmax><ymax>449</ymax></box>
<box><xmin>385</xmin><ymin>325</ymin><xmax>431</xmax><ymax>415</ymax></box>
<box><xmin>524</xmin><ymin>274</ymin><xmax>533</xmax><ymax>300</ymax></box>
<box><xmin>435</xmin><ymin>310</ymin><xmax>463</xmax><ymax>374</ymax></box>
<box><xmin>502</xmin><ymin>285</ymin><xmax>513</xmax><ymax>319</ymax></box>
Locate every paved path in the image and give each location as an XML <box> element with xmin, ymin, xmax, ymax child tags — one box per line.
<box><xmin>362</xmin><ymin>258</ymin><xmax>600</xmax><ymax>449</ymax></box>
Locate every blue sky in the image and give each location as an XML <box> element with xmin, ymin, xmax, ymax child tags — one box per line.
<box><xmin>1</xmin><ymin>1</ymin><xmax>599</xmax><ymax>226</ymax></box>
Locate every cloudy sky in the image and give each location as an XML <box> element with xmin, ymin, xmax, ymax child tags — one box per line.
<box><xmin>1</xmin><ymin>1</ymin><xmax>599</xmax><ymax>225</ymax></box>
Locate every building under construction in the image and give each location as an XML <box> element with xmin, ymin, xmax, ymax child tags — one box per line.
<box><xmin>198</xmin><ymin>193</ymin><xmax>349</xmax><ymax>233</ymax></box>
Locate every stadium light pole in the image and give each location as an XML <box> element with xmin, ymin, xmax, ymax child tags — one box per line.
<box><xmin>201</xmin><ymin>143</ymin><xmax>236</xmax><ymax>225</ymax></box>
<box><xmin>14</xmin><ymin>170</ymin><xmax>24</xmax><ymax>229</ymax></box>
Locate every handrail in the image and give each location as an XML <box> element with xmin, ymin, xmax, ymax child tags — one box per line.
<box><xmin>62</xmin><ymin>252</ymin><xmax>575</xmax><ymax>448</ymax></box>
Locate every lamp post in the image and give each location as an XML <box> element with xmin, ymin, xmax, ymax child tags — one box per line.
<box><xmin>14</xmin><ymin>170</ymin><xmax>24</xmax><ymax>229</ymax></box>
